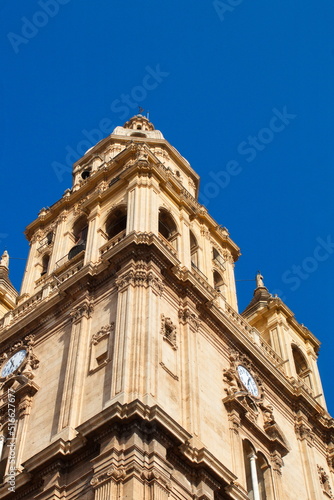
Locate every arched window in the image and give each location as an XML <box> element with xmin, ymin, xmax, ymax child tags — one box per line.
<box><xmin>130</xmin><ymin>132</ymin><xmax>147</xmax><ymax>138</ymax></box>
<box><xmin>213</xmin><ymin>270</ymin><xmax>224</xmax><ymax>292</ymax></box>
<box><xmin>158</xmin><ymin>209</ymin><xmax>178</xmax><ymax>249</ymax></box>
<box><xmin>257</xmin><ymin>453</ymin><xmax>273</xmax><ymax>500</ymax></box>
<box><xmin>105</xmin><ymin>206</ymin><xmax>127</xmax><ymax>240</ymax></box>
<box><xmin>292</xmin><ymin>345</ymin><xmax>312</xmax><ymax>387</ymax></box>
<box><xmin>72</xmin><ymin>215</ymin><xmax>88</xmax><ymax>244</ymax></box>
<box><xmin>41</xmin><ymin>254</ymin><xmax>50</xmax><ymax>276</ymax></box>
<box><xmin>212</xmin><ymin>247</ymin><xmax>225</xmax><ymax>268</ymax></box>
<box><xmin>46</xmin><ymin>232</ymin><xmax>53</xmax><ymax>245</ymax></box>
<box><xmin>190</xmin><ymin>230</ymin><xmax>199</xmax><ymax>267</ymax></box>
<box><xmin>243</xmin><ymin>441</ymin><xmax>271</xmax><ymax>500</ymax></box>
<box><xmin>68</xmin><ymin>215</ymin><xmax>88</xmax><ymax>260</ymax></box>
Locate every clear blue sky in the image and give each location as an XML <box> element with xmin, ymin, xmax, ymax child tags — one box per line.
<box><xmin>1</xmin><ymin>1</ymin><xmax>334</xmax><ymax>413</ymax></box>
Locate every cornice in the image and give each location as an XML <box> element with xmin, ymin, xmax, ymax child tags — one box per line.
<box><xmin>73</xmin><ymin>134</ymin><xmax>200</xmax><ymax>183</ymax></box>
<box><xmin>22</xmin><ymin>433</ymin><xmax>92</xmax><ymax>473</ymax></box>
<box><xmin>78</xmin><ymin>399</ymin><xmax>247</xmax><ymax>498</ymax></box>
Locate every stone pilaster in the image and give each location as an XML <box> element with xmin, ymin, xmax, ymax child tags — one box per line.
<box><xmin>84</xmin><ymin>206</ymin><xmax>101</xmax><ymax>265</ymax></box>
<box><xmin>269</xmin><ymin>451</ymin><xmax>285</xmax><ymax>499</ymax></box>
<box><xmin>179</xmin><ymin>306</ymin><xmax>201</xmax><ymax>436</ymax></box>
<box><xmin>229</xmin><ymin>409</ymin><xmax>245</xmax><ymax>487</ymax></box>
<box><xmin>110</xmin><ymin>265</ymin><xmax>163</xmax><ymax>404</ymax></box>
<box><xmin>49</xmin><ymin>213</ymin><xmax>68</xmax><ymax>272</ymax></box>
<box><xmin>295</xmin><ymin>414</ymin><xmax>321</xmax><ymax>499</ymax></box>
<box><xmin>127</xmin><ymin>175</ymin><xmax>160</xmax><ymax>233</ymax></box>
<box><xmin>223</xmin><ymin>249</ymin><xmax>238</xmax><ymax>312</ymax></box>
<box><xmin>58</xmin><ymin>298</ymin><xmax>93</xmax><ymax>436</ymax></box>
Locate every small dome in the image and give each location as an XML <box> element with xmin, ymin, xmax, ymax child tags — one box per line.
<box><xmin>124</xmin><ymin>115</ymin><xmax>155</xmax><ymax>132</ymax></box>
<box><xmin>112</xmin><ymin>114</ymin><xmax>164</xmax><ymax>139</ymax></box>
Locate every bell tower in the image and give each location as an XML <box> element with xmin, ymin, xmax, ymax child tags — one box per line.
<box><xmin>0</xmin><ymin>115</ymin><xmax>332</xmax><ymax>499</ymax></box>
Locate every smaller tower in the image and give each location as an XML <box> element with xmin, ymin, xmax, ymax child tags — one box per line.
<box><xmin>0</xmin><ymin>252</ymin><xmax>18</xmax><ymax>319</ymax></box>
<box><xmin>242</xmin><ymin>272</ymin><xmax>326</xmax><ymax>409</ymax></box>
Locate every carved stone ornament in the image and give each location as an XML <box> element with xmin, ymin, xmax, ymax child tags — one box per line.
<box><xmin>31</xmin><ymin>229</ymin><xmax>44</xmax><ymax>244</ymax></box>
<box><xmin>73</xmin><ymin>197</ymin><xmax>88</xmax><ymax>215</ymax></box>
<box><xmin>140</xmin><ymin>469</ymin><xmax>171</xmax><ymax>492</ymax></box>
<box><xmin>97</xmin><ymin>180</ymin><xmax>108</xmax><ymax>193</ymax></box>
<box><xmin>116</xmin><ymin>269</ymin><xmax>164</xmax><ymax>295</ymax></box>
<box><xmin>70</xmin><ymin>300</ymin><xmax>94</xmax><ymax>322</ymax></box>
<box><xmin>294</xmin><ymin>420</ymin><xmax>315</xmax><ymax>444</ymax></box>
<box><xmin>317</xmin><ymin>465</ymin><xmax>334</xmax><ymax>498</ymax></box>
<box><xmin>222</xmin><ymin>249</ymin><xmax>234</xmax><ymax>264</ymax></box>
<box><xmin>90</xmin><ymin>466</ymin><xmax>126</xmax><ymax>488</ymax></box>
<box><xmin>200</xmin><ymin>226</ymin><xmax>210</xmax><ymax>240</ymax></box>
<box><xmin>270</xmin><ymin>451</ymin><xmax>284</xmax><ymax>474</ymax></box>
<box><xmin>135</xmin><ymin>143</ymin><xmax>149</xmax><ymax>161</ymax></box>
<box><xmin>89</xmin><ymin>323</ymin><xmax>114</xmax><ymax>374</ymax></box>
<box><xmin>327</xmin><ymin>445</ymin><xmax>334</xmax><ymax>473</ymax></box>
<box><xmin>178</xmin><ymin>307</ymin><xmax>201</xmax><ymax>332</ymax></box>
<box><xmin>223</xmin><ymin>349</ymin><xmax>264</xmax><ymax>401</ymax></box>
<box><xmin>188</xmin><ymin>178</ymin><xmax>196</xmax><ymax>190</ymax></box>
<box><xmin>260</xmin><ymin>403</ymin><xmax>276</xmax><ymax>426</ymax></box>
<box><xmin>90</xmin><ymin>465</ymin><xmax>171</xmax><ymax>491</ymax></box>
<box><xmin>228</xmin><ymin>409</ymin><xmax>241</xmax><ymax>434</ymax></box>
<box><xmin>57</xmin><ymin>211</ymin><xmax>68</xmax><ymax>223</ymax></box>
<box><xmin>161</xmin><ymin>314</ymin><xmax>177</xmax><ymax>349</ymax></box>
<box><xmin>223</xmin><ymin>368</ymin><xmax>242</xmax><ymax>396</ymax></box>
<box><xmin>18</xmin><ymin>394</ymin><xmax>34</xmax><ymax>418</ymax></box>
<box><xmin>91</xmin><ymin>324</ymin><xmax>114</xmax><ymax>345</ymax></box>
<box><xmin>260</xmin><ymin>402</ymin><xmax>290</xmax><ymax>450</ymax></box>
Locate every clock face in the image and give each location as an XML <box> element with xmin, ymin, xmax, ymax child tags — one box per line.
<box><xmin>1</xmin><ymin>350</ymin><xmax>27</xmax><ymax>378</ymax></box>
<box><xmin>237</xmin><ymin>365</ymin><xmax>259</xmax><ymax>397</ymax></box>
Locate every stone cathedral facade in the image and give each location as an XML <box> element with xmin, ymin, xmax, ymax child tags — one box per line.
<box><xmin>0</xmin><ymin>115</ymin><xmax>333</xmax><ymax>499</ymax></box>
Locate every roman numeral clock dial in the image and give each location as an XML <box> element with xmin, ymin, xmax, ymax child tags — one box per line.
<box><xmin>1</xmin><ymin>349</ymin><xmax>27</xmax><ymax>378</ymax></box>
<box><xmin>237</xmin><ymin>365</ymin><xmax>259</xmax><ymax>398</ymax></box>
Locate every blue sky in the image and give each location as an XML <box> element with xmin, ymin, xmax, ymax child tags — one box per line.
<box><xmin>1</xmin><ymin>1</ymin><xmax>334</xmax><ymax>413</ymax></box>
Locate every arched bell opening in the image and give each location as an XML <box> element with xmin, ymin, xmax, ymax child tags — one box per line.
<box><xmin>158</xmin><ymin>209</ymin><xmax>178</xmax><ymax>250</ymax></box>
<box><xmin>68</xmin><ymin>215</ymin><xmax>88</xmax><ymax>260</ymax></box>
<box><xmin>105</xmin><ymin>206</ymin><xmax>127</xmax><ymax>240</ymax></box>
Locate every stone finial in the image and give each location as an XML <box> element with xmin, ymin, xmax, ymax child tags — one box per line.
<box><xmin>0</xmin><ymin>251</ymin><xmax>9</xmax><ymax>269</ymax></box>
<box><xmin>256</xmin><ymin>270</ymin><xmax>265</xmax><ymax>288</ymax></box>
